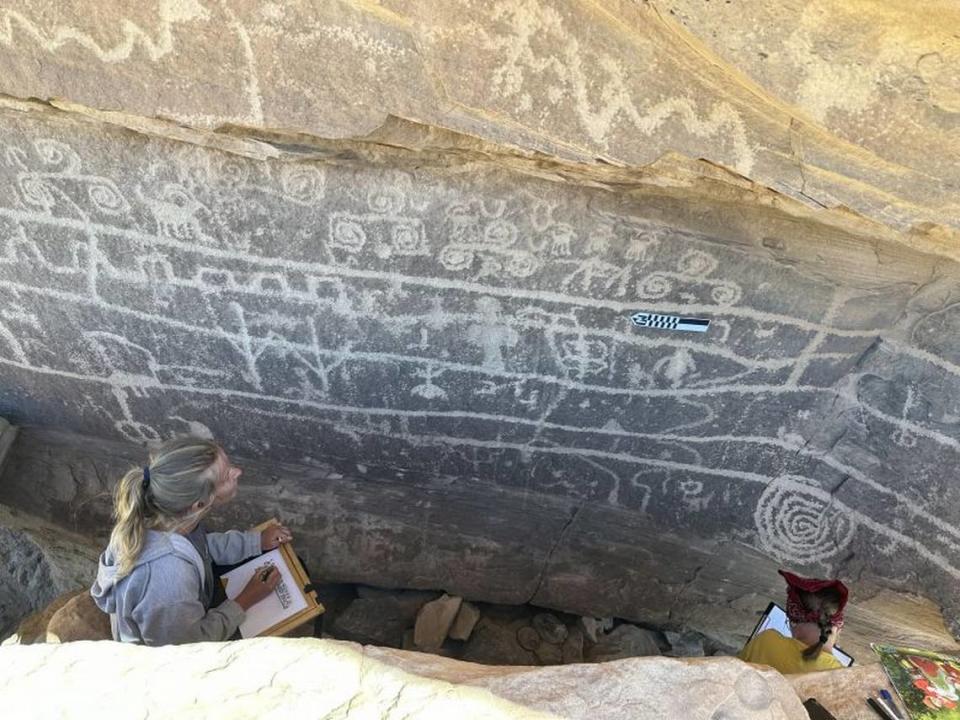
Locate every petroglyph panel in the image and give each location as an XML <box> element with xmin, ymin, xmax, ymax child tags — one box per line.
<box><xmin>2</xmin><ymin>0</ymin><xmax>957</xmax><ymax>240</ymax></box>
<box><xmin>0</xmin><ymin>107</ymin><xmax>959</xmax><ymax>626</ymax></box>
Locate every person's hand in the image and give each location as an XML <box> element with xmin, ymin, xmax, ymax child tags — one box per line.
<box><xmin>260</xmin><ymin>523</ymin><xmax>293</xmax><ymax>551</ymax></box>
<box><xmin>234</xmin><ymin>565</ymin><xmax>281</xmax><ymax>611</ymax></box>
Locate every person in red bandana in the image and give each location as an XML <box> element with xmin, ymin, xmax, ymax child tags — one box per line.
<box><xmin>738</xmin><ymin>569</ymin><xmax>849</xmax><ymax>674</ymax></box>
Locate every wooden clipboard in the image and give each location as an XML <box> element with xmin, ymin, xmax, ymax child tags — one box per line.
<box><xmin>220</xmin><ymin>518</ymin><xmax>325</xmax><ymax>638</ymax></box>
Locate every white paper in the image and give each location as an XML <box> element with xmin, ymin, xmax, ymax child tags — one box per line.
<box><xmin>221</xmin><ymin>549</ymin><xmax>308</xmax><ymax>638</ymax></box>
<box><xmin>754</xmin><ymin>604</ymin><xmax>853</xmax><ymax>666</ymax></box>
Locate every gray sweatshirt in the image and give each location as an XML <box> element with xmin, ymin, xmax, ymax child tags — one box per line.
<box><xmin>90</xmin><ymin>527</ymin><xmax>261</xmax><ymax>645</ymax></box>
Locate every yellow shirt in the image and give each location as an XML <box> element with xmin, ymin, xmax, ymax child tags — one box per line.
<box><xmin>738</xmin><ymin>629</ymin><xmax>843</xmax><ymax>674</ymax></box>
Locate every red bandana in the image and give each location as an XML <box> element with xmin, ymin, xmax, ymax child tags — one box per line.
<box><xmin>779</xmin><ymin>569</ymin><xmax>849</xmax><ymax>628</ymax></box>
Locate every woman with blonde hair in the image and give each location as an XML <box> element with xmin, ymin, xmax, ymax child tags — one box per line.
<box><xmin>90</xmin><ymin>436</ymin><xmax>293</xmax><ymax>645</ymax></box>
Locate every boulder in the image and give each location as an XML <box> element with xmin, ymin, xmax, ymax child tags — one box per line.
<box><xmin>448</xmin><ymin>601</ymin><xmax>481</xmax><ymax>642</ymax></box>
<box><xmin>328</xmin><ymin>598</ymin><xmax>412</xmax><ymax>648</ymax></box>
<box><xmin>585</xmin><ymin>624</ymin><xmax>663</xmax><ymax>662</ymax></box>
<box><xmin>664</xmin><ymin>630</ymin><xmax>706</xmax><ymax>658</ymax></box>
<box><xmin>0</xmin><ymin>638</ymin><xmax>811</xmax><ymax>719</ymax></box>
<box><xmin>414</xmin><ymin>594</ymin><xmax>462</xmax><ymax>652</ymax></box>
<box><xmin>532</xmin><ymin>612</ymin><xmax>568</xmax><ymax>645</ymax></box>
<box><xmin>0</xmin><ymin>504</ymin><xmax>100</xmax><ymax>642</ymax></box>
<box><xmin>516</xmin><ymin>625</ymin><xmax>541</xmax><ymax>652</ymax></box>
<box><xmin>2</xmin><ymin>590</ymin><xmax>74</xmax><ymax>646</ymax></box>
<box><xmin>46</xmin><ymin>590</ymin><xmax>112</xmax><ymax>643</ymax></box>
<box><xmin>461</xmin><ymin>617</ymin><xmax>538</xmax><ymax>667</ymax></box>
<box><xmin>561</xmin><ymin>626</ymin><xmax>585</xmax><ymax>664</ymax></box>
<box><xmin>534</xmin><ymin>642</ymin><xmax>564</xmax><ymax>666</ymax></box>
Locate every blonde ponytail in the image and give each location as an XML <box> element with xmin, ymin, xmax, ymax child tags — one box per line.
<box><xmin>108</xmin><ymin>437</ymin><xmax>222</xmax><ymax>579</ymax></box>
<box><xmin>109</xmin><ymin>467</ymin><xmax>151</xmax><ymax>578</ymax></box>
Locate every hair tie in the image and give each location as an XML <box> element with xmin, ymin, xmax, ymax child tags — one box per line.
<box><xmin>142</xmin><ymin>466</ymin><xmax>151</xmax><ymax>491</ymax></box>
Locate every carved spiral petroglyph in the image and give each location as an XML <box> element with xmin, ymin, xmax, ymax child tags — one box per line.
<box><xmin>18</xmin><ymin>176</ymin><xmax>55</xmax><ymax>209</ymax></box>
<box><xmin>484</xmin><ymin>219</ymin><xmax>518</xmax><ymax>246</ymax></box>
<box><xmin>754</xmin><ymin>478</ymin><xmax>856</xmax><ymax>564</ymax></box>
<box><xmin>279</xmin><ymin>165</ymin><xmax>325</xmax><ymax>203</ymax></box>
<box><xmin>367</xmin><ymin>187</ymin><xmax>404</xmax><ymax>215</ymax></box>
<box><xmin>710</xmin><ymin>282</ymin><xmax>742</xmax><ymax>306</ymax></box>
<box><xmin>677</xmin><ymin>249</ymin><xmax>718</xmax><ymax>277</ymax></box>
<box><xmin>88</xmin><ymin>181</ymin><xmax>129</xmax><ymax>215</ymax></box>
<box><xmin>439</xmin><ymin>245</ymin><xmax>475</xmax><ymax>272</ymax></box>
<box><xmin>34</xmin><ymin>139</ymin><xmax>81</xmax><ymax>173</ymax></box>
<box><xmin>504</xmin><ymin>251</ymin><xmax>538</xmax><ymax>278</ymax></box>
<box><xmin>636</xmin><ymin>273</ymin><xmax>672</xmax><ymax>299</ymax></box>
<box><xmin>330</xmin><ymin>217</ymin><xmax>367</xmax><ymax>252</ymax></box>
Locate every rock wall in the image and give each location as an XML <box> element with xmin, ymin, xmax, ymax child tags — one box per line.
<box><xmin>0</xmin><ymin>0</ymin><xmax>958</xmax><ymax>638</ymax></box>
<box><xmin>0</xmin><ymin>0</ymin><xmax>956</xmax><ymax>242</ymax></box>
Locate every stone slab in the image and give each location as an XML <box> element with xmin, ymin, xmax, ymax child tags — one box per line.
<box><xmin>414</xmin><ymin>593</ymin><xmax>462</xmax><ymax>651</ymax></box>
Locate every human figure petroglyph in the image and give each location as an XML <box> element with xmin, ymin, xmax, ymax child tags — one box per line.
<box><xmin>465</xmin><ymin>296</ymin><xmax>519</xmax><ymax>372</ymax></box>
<box><xmin>411</xmin><ymin>363</ymin><xmax>449</xmax><ymax>401</ymax></box>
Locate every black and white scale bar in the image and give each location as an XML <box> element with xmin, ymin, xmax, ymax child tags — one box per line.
<box><xmin>630</xmin><ymin>312</ymin><xmax>710</xmax><ymax>333</ymax></box>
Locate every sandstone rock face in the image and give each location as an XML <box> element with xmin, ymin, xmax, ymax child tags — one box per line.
<box><xmin>0</xmin><ymin>0</ymin><xmax>955</xmax><ymax>242</ymax></box>
<box><xmin>0</xmin><ymin>637</ymin><xmax>810</xmax><ymax>720</ymax></box>
<box><xmin>1</xmin><ymin>0</ymin><xmax>960</xmax><ymax>650</ymax></box>
<box><xmin>1</xmin><ymin>91</ymin><xmax>960</xmax><ymax>645</ymax></box>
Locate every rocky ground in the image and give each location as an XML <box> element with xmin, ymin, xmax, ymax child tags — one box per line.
<box><xmin>311</xmin><ymin>581</ymin><xmax>725</xmax><ymax>667</ymax></box>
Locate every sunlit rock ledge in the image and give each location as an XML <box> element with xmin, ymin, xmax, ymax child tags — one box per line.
<box><xmin>0</xmin><ymin>637</ymin><xmax>810</xmax><ymax>719</ymax></box>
